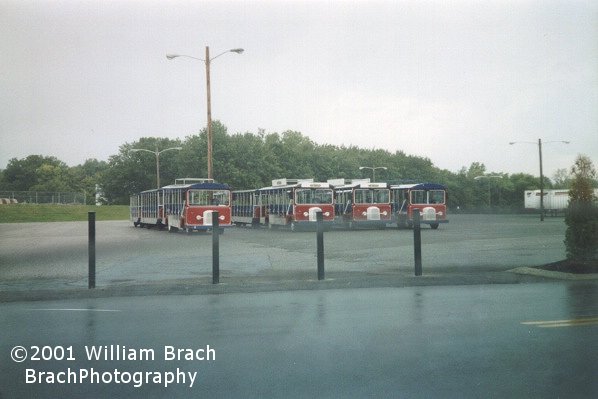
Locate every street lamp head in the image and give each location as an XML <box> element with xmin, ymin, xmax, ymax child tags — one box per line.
<box><xmin>166</xmin><ymin>54</ymin><xmax>180</xmax><ymax>60</ymax></box>
<box><xmin>230</xmin><ymin>48</ymin><xmax>244</xmax><ymax>54</ymax></box>
<box><xmin>508</xmin><ymin>142</ymin><xmax>516</xmax><ymax>145</ymax></box>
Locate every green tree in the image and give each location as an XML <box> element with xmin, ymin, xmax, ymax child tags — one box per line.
<box><xmin>552</xmin><ymin>168</ymin><xmax>571</xmax><ymax>188</ymax></box>
<box><xmin>503</xmin><ymin>173</ymin><xmax>539</xmax><ymax>211</ymax></box>
<box><xmin>88</xmin><ymin>121</ymin><xmax>567</xmax><ymax>212</ymax></box>
<box><xmin>176</xmin><ymin>121</ymin><xmax>230</xmax><ymax>183</ymax></box>
<box><xmin>564</xmin><ymin>155</ymin><xmax>598</xmax><ymax>263</ymax></box>
<box><xmin>100</xmin><ymin>137</ymin><xmax>182</xmax><ymax>204</ymax></box>
<box><xmin>71</xmin><ymin>159</ymin><xmax>108</xmax><ymax>204</ymax></box>
<box><xmin>224</xmin><ymin>130</ymin><xmax>279</xmax><ymax>189</ymax></box>
<box><xmin>0</xmin><ymin>155</ymin><xmax>73</xmax><ymax>191</ymax></box>
<box><xmin>30</xmin><ymin>163</ymin><xmax>73</xmax><ymax>192</ymax></box>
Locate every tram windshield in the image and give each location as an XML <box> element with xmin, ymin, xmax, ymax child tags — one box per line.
<box><xmin>429</xmin><ymin>190</ymin><xmax>445</xmax><ymax>204</ymax></box>
<box><xmin>354</xmin><ymin>189</ymin><xmax>390</xmax><ymax>204</ymax></box>
<box><xmin>188</xmin><ymin>190</ymin><xmax>230</xmax><ymax>206</ymax></box>
<box><xmin>410</xmin><ymin>190</ymin><xmax>445</xmax><ymax>205</ymax></box>
<box><xmin>295</xmin><ymin>188</ymin><xmax>333</xmax><ymax>205</ymax></box>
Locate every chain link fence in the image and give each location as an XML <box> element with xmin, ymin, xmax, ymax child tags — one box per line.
<box><xmin>0</xmin><ymin>191</ymin><xmax>86</xmax><ymax>205</ymax></box>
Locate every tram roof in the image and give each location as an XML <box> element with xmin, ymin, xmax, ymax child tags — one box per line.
<box><xmin>336</xmin><ymin>182</ymin><xmax>389</xmax><ymax>190</ymax></box>
<box><xmin>160</xmin><ymin>182</ymin><xmax>230</xmax><ymax>190</ymax></box>
<box><xmin>390</xmin><ymin>183</ymin><xmax>446</xmax><ymax>190</ymax></box>
<box><xmin>259</xmin><ymin>181</ymin><xmax>333</xmax><ymax>191</ymax></box>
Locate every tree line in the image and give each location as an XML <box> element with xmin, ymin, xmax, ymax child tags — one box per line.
<box><xmin>0</xmin><ymin>121</ymin><xmax>592</xmax><ymax>210</ymax></box>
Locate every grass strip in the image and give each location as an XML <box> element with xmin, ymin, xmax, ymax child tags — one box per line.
<box><xmin>0</xmin><ymin>204</ymin><xmax>129</xmax><ymax>223</ymax></box>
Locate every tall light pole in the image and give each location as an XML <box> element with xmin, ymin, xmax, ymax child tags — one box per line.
<box><xmin>359</xmin><ymin>166</ymin><xmax>388</xmax><ymax>182</ymax></box>
<box><xmin>167</xmin><ymin>47</ymin><xmax>244</xmax><ymax>180</ymax></box>
<box><xmin>509</xmin><ymin>139</ymin><xmax>569</xmax><ymax>221</ymax></box>
<box><xmin>130</xmin><ymin>146</ymin><xmax>182</xmax><ymax>188</ymax></box>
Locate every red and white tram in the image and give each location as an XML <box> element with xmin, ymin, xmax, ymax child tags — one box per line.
<box><xmin>391</xmin><ymin>183</ymin><xmax>448</xmax><ymax>229</ymax></box>
<box><xmin>232</xmin><ymin>179</ymin><xmax>335</xmax><ymax>230</ymax></box>
<box><xmin>332</xmin><ymin>180</ymin><xmax>392</xmax><ymax>228</ymax></box>
<box><xmin>130</xmin><ymin>178</ymin><xmax>232</xmax><ymax>232</ymax></box>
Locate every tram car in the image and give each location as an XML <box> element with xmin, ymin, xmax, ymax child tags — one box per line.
<box><xmin>331</xmin><ymin>179</ymin><xmax>392</xmax><ymax>229</ymax></box>
<box><xmin>130</xmin><ymin>178</ymin><xmax>232</xmax><ymax>232</ymax></box>
<box><xmin>231</xmin><ymin>189</ymin><xmax>260</xmax><ymax>227</ymax></box>
<box><xmin>232</xmin><ymin>179</ymin><xmax>335</xmax><ymax>230</ymax></box>
<box><xmin>391</xmin><ymin>183</ymin><xmax>448</xmax><ymax>229</ymax></box>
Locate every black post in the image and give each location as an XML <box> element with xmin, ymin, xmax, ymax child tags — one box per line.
<box><xmin>212</xmin><ymin>211</ymin><xmax>220</xmax><ymax>284</ymax></box>
<box><xmin>88</xmin><ymin>211</ymin><xmax>96</xmax><ymax>289</ymax></box>
<box><xmin>413</xmin><ymin>210</ymin><xmax>422</xmax><ymax>276</ymax></box>
<box><xmin>316</xmin><ymin>211</ymin><xmax>325</xmax><ymax>280</ymax></box>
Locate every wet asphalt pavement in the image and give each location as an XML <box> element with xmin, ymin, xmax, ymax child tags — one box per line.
<box><xmin>1</xmin><ymin>214</ymin><xmax>597</xmax><ymax>397</ymax></box>
<box><xmin>1</xmin><ymin>283</ymin><xmax>597</xmax><ymax>398</ymax></box>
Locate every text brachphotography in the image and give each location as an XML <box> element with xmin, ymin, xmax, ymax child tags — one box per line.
<box><xmin>26</xmin><ymin>367</ymin><xmax>198</xmax><ymax>388</ymax></box>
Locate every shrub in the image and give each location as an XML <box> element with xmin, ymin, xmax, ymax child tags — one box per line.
<box><xmin>565</xmin><ymin>202</ymin><xmax>598</xmax><ymax>261</ymax></box>
<box><xmin>564</xmin><ymin>155</ymin><xmax>598</xmax><ymax>263</ymax></box>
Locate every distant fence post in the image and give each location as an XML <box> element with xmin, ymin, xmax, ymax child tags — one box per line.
<box><xmin>212</xmin><ymin>211</ymin><xmax>220</xmax><ymax>284</ymax></box>
<box><xmin>316</xmin><ymin>211</ymin><xmax>325</xmax><ymax>280</ymax></box>
<box><xmin>88</xmin><ymin>211</ymin><xmax>96</xmax><ymax>289</ymax></box>
<box><xmin>413</xmin><ymin>209</ymin><xmax>422</xmax><ymax>276</ymax></box>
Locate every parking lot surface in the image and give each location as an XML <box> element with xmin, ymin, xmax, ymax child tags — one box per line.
<box><xmin>0</xmin><ymin>214</ymin><xmax>573</xmax><ymax>300</ymax></box>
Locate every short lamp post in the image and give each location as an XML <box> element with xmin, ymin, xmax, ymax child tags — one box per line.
<box><xmin>359</xmin><ymin>166</ymin><xmax>388</xmax><ymax>182</ymax></box>
<box><xmin>509</xmin><ymin>139</ymin><xmax>569</xmax><ymax>221</ymax></box>
<box><xmin>130</xmin><ymin>146</ymin><xmax>182</xmax><ymax>188</ymax></box>
<box><xmin>167</xmin><ymin>47</ymin><xmax>244</xmax><ymax>180</ymax></box>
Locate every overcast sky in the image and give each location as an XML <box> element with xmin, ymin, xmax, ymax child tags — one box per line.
<box><xmin>1</xmin><ymin>0</ymin><xmax>596</xmax><ymax>179</ymax></box>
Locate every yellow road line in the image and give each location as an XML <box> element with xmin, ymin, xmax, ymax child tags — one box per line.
<box><xmin>521</xmin><ymin>317</ymin><xmax>598</xmax><ymax>328</ymax></box>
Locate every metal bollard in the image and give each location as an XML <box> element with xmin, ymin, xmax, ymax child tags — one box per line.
<box><xmin>212</xmin><ymin>211</ymin><xmax>220</xmax><ymax>284</ymax></box>
<box><xmin>413</xmin><ymin>210</ymin><xmax>422</xmax><ymax>276</ymax></box>
<box><xmin>88</xmin><ymin>211</ymin><xmax>96</xmax><ymax>289</ymax></box>
<box><xmin>316</xmin><ymin>211</ymin><xmax>325</xmax><ymax>280</ymax></box>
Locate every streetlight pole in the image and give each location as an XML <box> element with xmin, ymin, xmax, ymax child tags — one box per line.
<box><xmin>538</xmin><ymin>139</ymin><xmax>544</xmax><ymax>221</ymax></box>
<box><xmin>167</xmin><ymin>47</ymin><xmax>244</xmax><ymax>180</ymax></box>
<box><xmin>130</xmin><ymin>146</ymin><xmax>182</xmax><ymax>188</ymax></box>
<box><xmin>205</xmin><ymin>46</ymin><xmax>213</xmax><ymax>180</ymax></box>
<box><xmin>359</xmin><ymin>166</ymin><xmax>388</xmax><ymax>182</ymax></box>
<box><xmin>509</xmin><ymin>139</ymin><xmax>569</xmax><ymax>221</ymax></box>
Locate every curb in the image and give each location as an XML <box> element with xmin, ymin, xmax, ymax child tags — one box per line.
<box><xmin>507</xmin><ymin>267</ymin><xmax>598</xmax><ymax>280</ymax></box>
<box><xmin>0</xmin><ymin>269</ymin><xmax>575</xmax><ymax>303</ymax></box>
